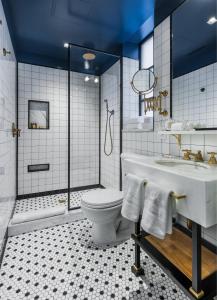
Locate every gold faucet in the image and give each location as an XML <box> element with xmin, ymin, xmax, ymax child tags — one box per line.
<box><xmin>207</xmin><ymin>152</ymin><xmax>217</xmax><ymax>165</ymax></box>
<box><xmin>189</xmin><ymin>150</ymin><xmax>204</xmax><ymax>162</ymax></box>
<box><xmin>182</xmin><ymin>149</ymin><xmax>191</xmax><ymax>160</ymax></box>
<box><xmin>182</xmin><ymin>149</ymin><xmax>204</xmax><ymax>162</ymax></box>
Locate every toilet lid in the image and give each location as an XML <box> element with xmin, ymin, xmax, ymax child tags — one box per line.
<box><xmin>81</xmin><ymin>189</ymin><xmax>123</xmax><ymax>209</ymax></box>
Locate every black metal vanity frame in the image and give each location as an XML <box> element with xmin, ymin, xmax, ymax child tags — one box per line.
<box><xmin>131</xmin><ymin>218</ymin><xmax>217</xmax><ymax>300</ymax></box>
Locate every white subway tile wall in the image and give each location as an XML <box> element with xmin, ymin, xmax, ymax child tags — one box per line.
<box><xmin>0</xmin><ymin>2</ymin><xmax>16</xmax><ymax>253</ymax></box>
<box><xmin>122</xmin><ymin>16</ymin><xmax>217</xmax><ymax>246</ymax></box>
<box><xmin>173</xmin><ymin>62</ymin><xmax>217</xmax><ymax>127</ymax></box>
<box><xmin>101</xmin><ymin>61</ymin><xmax>120</xmax><ymax>189</ymax></box>
<box><xmin>18</xmin><ymin>64</ymin><xmax>99</xmax><ymax>195</ymax></box>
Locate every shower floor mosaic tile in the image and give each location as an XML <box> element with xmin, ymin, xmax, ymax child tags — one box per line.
<box><xmin>0</xmin><ymin>219</ymin><xmax>190</xmax><ymax>300</ymax></box>
<box><xmin>14</xmin><ymin>189</ymin><xmax>94</xmax><ymax>214</ymax></box>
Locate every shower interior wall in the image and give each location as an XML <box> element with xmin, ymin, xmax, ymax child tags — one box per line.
<box><xmin>17</xmin><ymin>59</ymin><xmax>121</xmax><ymax>201</ymax></box>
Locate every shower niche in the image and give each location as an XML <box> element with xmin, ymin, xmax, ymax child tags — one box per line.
<box><xmin>28</xmin><ymin>100</ymin><xmax>49</xmax><ymax>129</ymax></box>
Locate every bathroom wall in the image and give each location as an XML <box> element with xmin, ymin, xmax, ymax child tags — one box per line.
<box><xmin>173</xmin><ymin>62</ymin><xmax>217</xmax><ymax>127</ymax></box>
<box><xmin>122</xmin><ymin>16</ymin><xmax>217</xmax><ymax>246</ymax></box>
<box><xmin>18</xmin><ymin>64</ymin><xmax>99</xmax><ymax>195</ymax></box>
<box><xmin>0</xmin><ymin>1</ymin><xmax>16</xmax><ymax>254</ymax></box>
<box><xmin>100</xmin><ymin>61</ymin><xmax>120</xmax><ymax>190</ymax></box>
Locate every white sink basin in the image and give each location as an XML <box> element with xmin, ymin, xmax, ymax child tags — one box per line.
<box><xmin>155</xmin><ymin>159</ymin><xmax>210</xmax><ymax>171</ymax></box>
<box><xmin>121</xmin><ymin>153</ymin><xmax>217</xmax><ymax>228</ymax></box>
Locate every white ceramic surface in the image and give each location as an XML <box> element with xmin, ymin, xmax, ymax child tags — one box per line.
<box><xmin>121</xmin><ymin>153</ymin><xmax>217</xmax><ymax>228</ymax></box>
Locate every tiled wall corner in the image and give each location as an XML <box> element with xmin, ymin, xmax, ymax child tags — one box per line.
<box><xmin>0</xmin><ymin>2</ymin><xmax>16</xmax><ymax>252</ymax></box>
<box><xmin>100</xmin><ymin>61</ymin><xmax>120</xmax><ymax>190</ymax></box>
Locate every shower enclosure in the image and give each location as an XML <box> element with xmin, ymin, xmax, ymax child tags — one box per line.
<box><xmin>67</xmin><ymin>43</ymin><xmax>121</xmax><ymax>210</ymax></box>
<box><xmin>15</xmin><ymin>44</ymin><xmax>121</xmax><ymax>221</ymax></box>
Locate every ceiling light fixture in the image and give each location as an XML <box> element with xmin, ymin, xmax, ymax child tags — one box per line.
<box><xmin>84</xmin><ymin>76</ymin><xmax>90</xmax><ymax>82</ymax></box>
<box><xmin>64</xmin><ymin>43</ymin><xmax>69</xmax><ymax>48</ymax></box>
<box><xmin>207</xmin><ymin>17</ymin><xmax>217</xmax><ymax>25</ymax></box>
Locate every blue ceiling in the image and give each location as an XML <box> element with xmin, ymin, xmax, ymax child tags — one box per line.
<box><xmin>2</xmin><ymin>0</ymin><xmax>154</xmax><ymax>73</ymax></box>
<box><xmin>172</xmin><ymin>0</ymin><xmax>216</xmax><ymax>78</ymax></box>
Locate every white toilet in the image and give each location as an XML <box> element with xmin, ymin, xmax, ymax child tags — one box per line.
<box><xmin>81</xmin><ymin>189</ymin><xmax>130</xmax><ymax>244</ymax></box>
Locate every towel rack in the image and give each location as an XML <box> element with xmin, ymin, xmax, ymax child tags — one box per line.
<box><xmin>170</xmin><ymin>192</ymin><xmax>186</xmax><ymax>200</ymax></box>
<box><xmin>142</xmin><ymin>182</ymin><xmax>186</xmax><ymax>200</ymax></box>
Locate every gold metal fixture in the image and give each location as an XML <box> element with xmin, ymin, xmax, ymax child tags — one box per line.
<box><xmin>189</xmin><ymin>287</ymin><xmax>204</xmax><ymax>299</ymax></box>
<box><xmin>144</xmin><ymin>90</ymin><xmax>168</xmax><ymax>117</ymax></box>
<box><xmin>82</xmin><ymin>52</ymin><xmax>96</xmax><ymax>60</ymax></box>
<box><xmin>187</xmin><ymin>219</ymin><xmax>192</xmax><ymax>230</ymax></box>
<box><xmin>189</xmin><ymin>150</ymin><xmax>204</xmax><ymax>162</ymax></box>
<box><xmin>182</xmin><ymin>149</ymin><xmax>191</xmax><ymax>160</ymax></box>
<box><xmin>170</xmin><ymin>192</ymin><xmax>186</xmax><ymax>200</ymax></box>
<box><xmin>172</xmin><ymin>134</ymin><xmax>181</xmax><ymax>148</ymax></box>
<box><xmin>3</xmin><ymin>48</ymin><xmax>11</xmax><ymax>56</ymax></box>
<box><xmin>58</xmin><ymin>199</ymin><xmax>66</xmax><ymax>203</ymax></box>
<box><xmin>207</xmin><ymin>152</ymin><xmax>217</xmax><ymax>165</ymax></box>
<box><xmin>143</xmin><ymin>182</ymin><xmax>186</xmax><ymax>200</ymax></box>
<box><xmin>12</xmin><ymin>123</ymin><xmax>21</xmax><ymax>137</ymax></box>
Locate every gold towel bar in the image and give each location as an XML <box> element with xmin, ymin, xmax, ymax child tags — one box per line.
<box><xmin>170</xmin><ymin>192</ymin><xmax>186</xmax><ymax>200</ymax></box>
<box><xmin>143</xmin><ymin>182</ymin><xmax>186</xmax><ymax>200</ymax></box>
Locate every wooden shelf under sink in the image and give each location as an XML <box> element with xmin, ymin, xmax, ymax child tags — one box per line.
<box><xmin>145</xmin><ymin>228</ymin><xmax>217</xmax><ymax>281</ymax></box>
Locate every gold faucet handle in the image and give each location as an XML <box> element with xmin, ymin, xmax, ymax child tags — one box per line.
<box><xmin>182</xmin><ymin>149</ymin><xmax>191</xmax><ymax>160</ymax></box>
<box><xmin>207</xmin><ymin>152</ymin><xmax>217</xmax><ymax>165</ymax></box>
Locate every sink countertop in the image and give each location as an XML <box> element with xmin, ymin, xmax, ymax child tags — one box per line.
<box><xmin>121</xmin><ymin>153</ymin><xmax>217</xmax><ymax>183</ymax></box>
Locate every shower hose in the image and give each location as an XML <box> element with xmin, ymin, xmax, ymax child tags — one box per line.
<box><xmin>104</xmin><ymin>107</ymin><xmax>114</xmax><ymax>156</ymax></box>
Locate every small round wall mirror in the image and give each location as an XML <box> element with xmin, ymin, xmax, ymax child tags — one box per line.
<box><xmin>131</xmin><ymin>68</ymin><xmax>157</xmax><ymax>95</ymax></box>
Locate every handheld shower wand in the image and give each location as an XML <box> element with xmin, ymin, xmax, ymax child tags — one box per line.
<box><xmin>104</xmin><ymin>99</ymin><xmax>114</xmax><ymax>156</ymax></box>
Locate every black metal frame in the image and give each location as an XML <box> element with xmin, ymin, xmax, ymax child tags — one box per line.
<box><xmin>28</xmin><ymin>100</ymin><xmax>49</xmax><ymax>130</ymax></box>
<box><xmin>131</xmin><ymin>218</ymin><xmax>217</xmax><ymax>300</ymax></box>
<box><xmin>67</xmin><ymin>42</ymin><xmax>122</xmax><ymax>209</ymax></box>
<box><xmin>138</xmin><ymin>33</ymin><xmax>155</xmax><ymax>131</ymax></box>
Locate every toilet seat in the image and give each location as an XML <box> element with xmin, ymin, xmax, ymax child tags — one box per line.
<box><xmin>81</xmin><ymin>189</ymin><xmax>123</xmax><ymax>209</ymax></box>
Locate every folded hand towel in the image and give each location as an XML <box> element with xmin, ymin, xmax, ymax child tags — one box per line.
<box><xmin>141</xmin><ymin>182</ymin><xmax>172</xmax><ymax>239</ymax></box>
<box><xmin>121</xmin><ymin>173</ymin><xmax>146</xmax><ymax>222</ymax></box>
<box><xmin>171</xmin><ymin>122</ymin><xmax>186</xmax><ymax>131</ymax></box>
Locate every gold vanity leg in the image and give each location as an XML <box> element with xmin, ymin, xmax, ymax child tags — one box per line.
<box><xmin>189</xmin><ymin>287</ymin><xmax>204</xmax><ymax>299</ymax></box>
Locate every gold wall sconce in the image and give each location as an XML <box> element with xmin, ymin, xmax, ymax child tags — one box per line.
<box><xmin>144</xmin><ymin>90</ymin><xmax>168</xmax><ymax>116</ymax></box>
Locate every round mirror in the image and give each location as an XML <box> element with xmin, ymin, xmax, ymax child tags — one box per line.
<box><xmin>131</xmin><ymin>69</ymin><xmax>157</xmax><ymax>95</ymax></box>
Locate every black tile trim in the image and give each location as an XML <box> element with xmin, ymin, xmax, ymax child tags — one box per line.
<box><xmin>16</xmin><ymin>184</ymin><xmax>103</xmax><ymax>200</ymax></box>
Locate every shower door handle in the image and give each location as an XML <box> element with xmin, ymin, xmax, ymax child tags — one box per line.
<box><xmin>12</xmin><ymin>123</ymin><xmax>21</xmax><ymax>137</ymax></box>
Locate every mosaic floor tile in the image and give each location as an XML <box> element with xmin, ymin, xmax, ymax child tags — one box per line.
<box><xmin>0</xmin><ymin>219</ymin><xmax>191</xmax><ymax>300</ymax></box>
<box><xmin>14</xmin><ymin>189</ymin><xmax>95</xmax><ymax>214</ymax></box>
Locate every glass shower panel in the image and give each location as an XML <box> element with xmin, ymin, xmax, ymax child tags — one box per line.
<box><xmin>68</xmin><ymin>44</ymin><xmax>120</xmax><ymax>210</ymax></box>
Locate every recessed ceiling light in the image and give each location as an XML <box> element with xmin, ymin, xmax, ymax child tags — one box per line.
<box><xmin>84</xmin><ymin>76</ymin><xmax>90</xmax><ymax>82</ymax></box>
<box><xmin>207</xmin><ymin>17</ymin><xmax>217</xmax><ymax>25</ymax></box>
<box><xmin>94</xmin><ymin>77</ymin><xmax>99</xmax><ymax>83</ymax></box>
<box><xmin>64</xmin><ymin>43</ymin><xmax>69</xmax><ymax>48</ymax></box>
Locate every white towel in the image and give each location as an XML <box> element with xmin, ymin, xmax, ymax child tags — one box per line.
<box><xmin>121</xmin><ymin>174</ymin><xmax>146</xmax><ymax>222</ymax></box>
<box><xmin>141</xmin><ymin>182</ymin><xmax>172</xmax><ymax>239</ymax></box>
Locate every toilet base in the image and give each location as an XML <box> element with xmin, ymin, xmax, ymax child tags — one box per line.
<box><xmin>92</xmin><ymin>222</ymin><xmax>117</xmax><ymax>244</ymax></box>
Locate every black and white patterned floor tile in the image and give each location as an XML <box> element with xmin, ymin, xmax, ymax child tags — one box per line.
<box><xmin>14</xmin><ymin>190</ymin><xmax>94</xmax><ymax>214</ymax></box>
<box><xmin>0</xmin><ymin>219</ymin><xmax>190</xmax><ymax>300</ymax></box>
